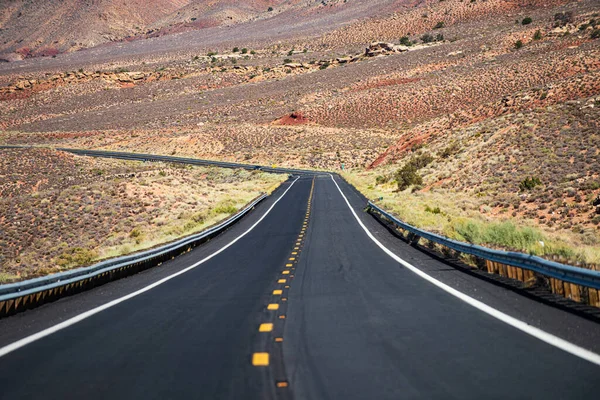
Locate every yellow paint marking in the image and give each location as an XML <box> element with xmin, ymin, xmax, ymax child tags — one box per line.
<box><xmin>282</xmin><ymin>298</ymin><xmax>287</xmax><ymax>301</ymax></box>
<box><xmin>278</xmin><ymin>279</ymin><xmax>286</xmax><ymax>284</ymax></box>
<box><xmin>286</xmin><ymin>263</ymin><xmax>293</xmax><ymax>267</ymax></box>
<box><xmin>291</xmin><ymin>252</ymin><xmax>298</xmax><ymax>255</ymax></box>
<box><xmin>275</xmin><ymin>337</ymin><xmax>284</xmax><ymax>342</ymax></box>
<box><xmin>285</xmin><ymin>286</ymin><xmax>290</xmax><ymax>289</ymax></box>
<box><xmin>267</xmin><ymin>304</ymin><xmax>279</xmax><ymax>310</ymax></box>
<box><xmin>273</xmin><ymin>290</ymin><xmax>283</xmax><ymax>295</ymax></box>
<box><xmin>294</xmin><ymin>247</ymin><xmax>299</xmax><ymax>250</ymax></box>
<box><xmin>279</xmin><ymin>315</ymin><xmax>286</xmax><ymax>319</ymax></box>
<box><xmin>259</xmin><ymin>323</ymin><xmax>274</xmax><ymax>332</ymax></box>
<box><xmin>289</xmin><ymin>257</ymin><xmax>296</xmax><ymax>261</ymax></box>
<box><xmin>252</xmin><ymin>353</ymin><xmax>269</xmax><ymax>366</ymax></box>
<box><xmin>277</xmin><ymin>381</ymin><xmax>289</xmax><ymax>388</ymax></box>
<box><xmin>282</xmin><ymin>270</ymin><xmax>290</xmax><ymax>275</ymax></box>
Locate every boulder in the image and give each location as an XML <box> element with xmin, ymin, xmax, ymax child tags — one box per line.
<box><xmin>284</xmin><ymin>62</ymin><xmax>303</xmax><ymax>69</ymax></box>
<box><xmin>15</xmin><ymin>81</ymin><xmax>30</xmax><ymax>90</ymax></box>
<box><xmin>128</xmin><ymin>72</ymin><xmax>145</xmax><ymax>80</ymax></box>
<box><xmin>336</xmin><ymin>56</ymin><xmax>353</xmax><ymax>63</ymax></box>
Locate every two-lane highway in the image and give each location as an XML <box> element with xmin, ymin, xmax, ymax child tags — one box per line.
<box><xmin>0</xmin><ymin>174</ymin><xmax>599</xmax><ymax>399</ymax></box>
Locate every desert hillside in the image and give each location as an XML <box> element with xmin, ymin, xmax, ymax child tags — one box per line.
<box><xmin>1</xmin><ymin>0</ymin><xmax>599</xmax><ymax>267</ymax></box>
<box><xmin>0</xmin><ymin>0</ymin><xmax>396</xmax><ymax>62</ymax></box>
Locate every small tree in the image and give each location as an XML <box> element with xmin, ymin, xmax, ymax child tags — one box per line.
<box><xmin>241</xmin><ymin>48</ymin><xmax>248</xmax><ymax>54</ymax></box>
<box><xmin>522</xmin><ymin>17</ymin><xmax>532</xmax><ymax>25</ymax></box>
<box><xmin>400</xmin><ymin>36</ymin><xmax>412</xmax><ymax>46</ymax></box>
<box><xmin>233</xmin><ymin>47</ymin><xmax>239</xmax><ymax>52</ymax></box>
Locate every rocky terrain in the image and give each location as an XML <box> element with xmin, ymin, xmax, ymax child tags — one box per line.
<box><xmin>0</xmin><ymin>148</ymin><xmax>284</xmax><ymax>282</ymax></box>
<box><xmin>1</xmin><ymin>0</ymin><xmax>599</xmax><ymax>268</ymax></box>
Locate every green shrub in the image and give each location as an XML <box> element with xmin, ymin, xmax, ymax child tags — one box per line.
<box><xmin>519</xmin><ymin>177</ymin><xmax>542</xmax><ymax>191</ymax></box>
<box><xmin>400</xmin><ymin>36</ymin><xmax>412</xmax><ymax>46</ymax></box>
<box><xmin>56</xmin><ymin>247</ymin><xmax>98</xmax><ymax>268</ymax></box>
<box><xmin>425</xmin><ymin>205</ymin><xmax>442</xmax><ymax>214</ymax></box>
<box><xmin>421</xmin><ymin>33</ymin><xmax>435</xmax><ymax>43</ymax></box>
<box><xmin>514</xmin><ymin>40</ymin><xmax>523</xmax><ymax>49</ymax></box>
<box><xmin>241</xmin><ymin>48</ymin><xmax>248</xmax><ymax>54</ymax></box>
<box><xmin>375</xmin><ymin>175</ymin><xmax>389</xmax><ymax>185</ymax></box>
<box><xmin>268</xmin><ymin>6</ymin><xmax>273</xmax><ymax>11</ymax></box>
<box><xmin>592</xmin><ymin>29</ymin><xmax>600</xmax><ymax>39</ymax></box>
<box><xmin>434</xmin><ymin>21</ymin><xmax>445</xmax><ymax>29</ymax></box>
<box><xmin>395</xmin><ymin>164</ymin><xmax>423</xmax><ymax>190</ymax></box>
<box><xmin>283</xmin><ymin>58</ymin><xmax>293</xmax><ymax>64</ymax></box>
<box><xmin>233</xmin><ymin>47</ymin><xmax>239</xmax><ymax>52</ymax></box>
<box><xmin>533</xmin><ymin>30</ymin><xmax>542</xmax><ymax>40</ymax></box>
<box><xmin>522</xmin><ymin>17</ymin><xmax>532</xmax><ymax>25</ymax></box>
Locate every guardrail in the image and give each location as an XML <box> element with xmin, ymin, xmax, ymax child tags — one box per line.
<box><xmin>0</xmin><ymin>145</ymin><xmax>320</xmax><ymax>176</ymax></box>
<box><xmin>0</xmin><ymin>194</ymin><xmax>268</xmax><ymax>318</ymax></box>
<box><xmin>367</xmin><ymin>201</ymin><xmax>600</xmax><ymax>291</ymax></box>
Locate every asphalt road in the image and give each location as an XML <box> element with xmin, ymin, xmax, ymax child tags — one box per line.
<box><xmin>1</xmin><ymin>174</ymin><xmax>599</xmax><ymax>399</ymax></box>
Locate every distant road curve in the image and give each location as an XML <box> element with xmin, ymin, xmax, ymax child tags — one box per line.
<box><xmin>0</xmin><ymin>145</ymin><xmax>322</xmax><ymax>175</ymax></box>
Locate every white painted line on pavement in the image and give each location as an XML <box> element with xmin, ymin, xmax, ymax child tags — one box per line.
<box><xmin>329</xmin><ymin>174</ymin><xmax>600</xmax><ymax>366</ymax></box>
<box><xmin>0</xmin><ymin>177</ymin><xmax>301</xmax><ymax>358</ymax></box>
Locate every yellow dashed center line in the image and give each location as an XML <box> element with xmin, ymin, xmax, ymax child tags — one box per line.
<box><xmin>252</xmin><ymin>353</ymin><xmax>269</xmax><ymax>366</ymax></box>
<box><xmin>273</xmin><ymin>290</ymin><xmax>282</xmax><ymax>295</ymax></box>
<box><xmin>282</xmin><ymin>270</ymin><xmax>290</xmax><ymax>275</ymax></box>
<box><xmin>268</xmin><ymin>303</ymin><xmax>279</xmax><ymax>310</ymax></box>
<box><xmin>278</xmin><ymin>279</ymin><xmax>287</xmax><ymax>284</ymax></box>
<box><xmin>259</xmin><ymin>323</ymin><xmax>274</xmax><ymax>332</ymax></box>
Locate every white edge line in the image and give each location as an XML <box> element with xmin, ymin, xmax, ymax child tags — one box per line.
<box><xmin>329</xmin><ymin>174</ymin><xmax>600</xmax><ymax>366</ymax></box>
<box><xmin>0</xmin><ymin>176</ymin><xmax>301</xmax><ymax>358</ymax></box>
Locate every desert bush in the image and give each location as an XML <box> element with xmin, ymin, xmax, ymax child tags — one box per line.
<box><xmin>425</xmin><ymin>205</ymin><xmax>442</xmax><ymax>214</ymax></box>
<box><xmin>395</xmin><ymin>153</ymin><xmax>433</xmax><ymax>190</ymax></box>
<box><xmin>434</xmin><ymin>21</ymin><xmax>445</xmax><ymax>29</ymax></box>
<box><xmin>519</xmin><ymin>177</ymin><xmax>542</xmax><ymax>191</ymax></box>
<box><xmin>439</xmin><ymin>142</ymin><xmax>461</xmax><ymax>158</ymax></box>
<box><xmin>554</xmin><ymin>12</ymin><xmax>574</xmax><ymax>27</ymax></box>
<box><xmin>283</xmin><ymin>58</ymin><xmax>293</xmax><ymax>64</ymax></box>
<box><xmin>436</xmin><ymin>33</ymin><xmax>444</xmax><ymax>41</ymax></box>
<box><xmin>514</xmin><ymin>40</ymin><xmax>524</xmax><ymax>49</ymax></box>
<box><xmin>395</xmin><ymin>164</ymin><xmax>423</xmax><ymax>190</ymax></box>
<box><xmin>233</xmin><ymin>47</ymin><xmax>239</xmax><ymax>52</ymax></box>
<box><xmin>421</xmin><ymin>33</ymin><xmax>435</xmax><ymax>43</ymax></box>
<box><xmin>56</xmin><ymin>247</ymin><xmax>98</xmax><ymax>268</ymax></box>
<box><xmin>522</xmin><ymin>17</ymin><xmax>532</xmax><ymax>25</ymax></box>
<box><xmin>592</xmin><ymin>29</ymin><xmax>600</xmax><ymax>39</ymax></box>
<box><xmin>241</xmin><ymin>48</ymin><xmax>248</xmax><ymax>54</ymax></box>
<box><xmin>399</xmin><ymin>36</ymin><xmax>412</xmax><ymax>46</ymax></box>
<box><xmin>375</xmin><ymin>175</ymin><xmax>389</xmax><ymax>185</ymax></box>
<box><xmin>533</xmin><ymin>30</ymin><xmax>542</xmax><ymax>40</ymax></box>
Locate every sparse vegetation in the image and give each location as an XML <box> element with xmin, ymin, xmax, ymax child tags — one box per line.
<box><xmin>0</xmin><ymin>149</ymin><xmax>285</xmax><ymax>282</ymax></box>
<box><xmin>521</xmin><ymin>17</ymin><xmax>532</xmax><ymax>25</ymax></box>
